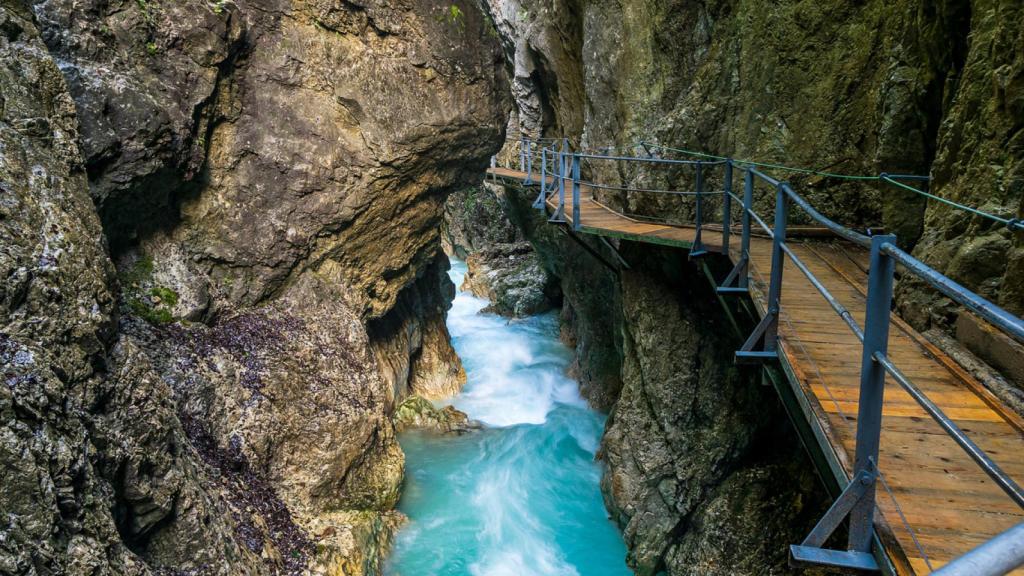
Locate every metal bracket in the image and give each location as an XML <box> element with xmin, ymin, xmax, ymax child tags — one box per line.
<box><xmin>597</xmin><ymin>236</ymin><xmax>630</xmax><ymax>270</ymax></box>
<box><xmin>716</xmin><ymin>254</ymin><xmax>749</xmax><ymax>296</ymax></box>
<box><xmin>734</xmin><ymin>312</ymin><xmax>778</xmax><ymax>364</ymax></box>
<box><xmin>790</xmin><ymin>466</ymin><xmax>881</xmax><ymax>573</ymax></box>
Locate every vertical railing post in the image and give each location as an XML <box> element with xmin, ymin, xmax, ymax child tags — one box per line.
<box><xmin>739</xmin><ymin>169</ymin><xmax>753</xmax><ymax>289</ymax></box>
<box><xmin>525</xmin><ymin>140</ymin><xmax>534</xmax><ymax>185</ymax></box>
<box><xmin>847</xmin><ymin>233</ymin><xmax>897</xmax><ymax>552</ymax></box>
<box><xmin>722</xmin><ymin>160</ymin><xmax>733</xmax><ymax>258</ymax></box>
<box><xmin>764</xmin><ymin>183</ymin><xmax>789</xmax><ymax>352</ymax></box>
<box><xmin>692</xmin><ymin>161</ymin><xmax>706</xmax><ymax>255</ymax></box>
<box><xmin>572</xmin><ymin>153</ymin><xmax>581</xmax><ymax>231</ymax></box>
<box><xmin>535</xmin><ymin>146</ymin><xmax>548</xmax><ymax>210</ymax></box>
<box><xmin>553</xmin><ymin>142</ymin><xmax>566</xmax><ymax>221</ymax></box>
<box><xmin>519</xmin><ymin>137</ymin><xmax>526</xmax><ymax>173</ymax></box>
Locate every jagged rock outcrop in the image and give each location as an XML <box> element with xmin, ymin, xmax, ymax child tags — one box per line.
<box><xmin>393</xmin><ymin>395</ymin><xmax>477</xmax><ymax>434</ymax></box>
<box><xmin>482</xmin><ymin>0</ymin><xmax>583</xmax><ymax>137</ymax></box>
<box><xmin>3</xmin><ymin>0</ymin><xmax>508</xmax><ymax>573</ymax></box>
<box><xmin>601</xmin><ymin>248</ymin><xmax>827</xmax><ymax>575</ymax></box>
<box><xmin>461</xmin><ymin>242</ymin><xmax>559</xmax><ymax>317</ymax></box>
<box><xmin>898</xmin><ymin>3</ymin><xmax>1024</xmax><ymax>325</ymax></box>
<box><xmin>442</xmin><ymin>185</ymin><xmax>522</xmax><ymax>259</ymax></box>
<box><xmin>1</xmin><ymin>5</ymin><xmax>260</xmax><ymax>573</ymax></box>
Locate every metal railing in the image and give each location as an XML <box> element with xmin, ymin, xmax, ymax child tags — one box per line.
<box><xmin>494</xmin><ymin>136</ymin><xmax>1024</xmax><ymax>575</ymax></box>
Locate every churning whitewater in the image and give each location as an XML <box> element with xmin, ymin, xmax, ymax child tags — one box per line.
<box><xmin>385</xmin><ymin>260</ymin><xmax>630</xmax><ymax>576</ymax></box>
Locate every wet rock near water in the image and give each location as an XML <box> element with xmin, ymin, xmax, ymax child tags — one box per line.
<box><xmin>461</xmin><ymin>242</ymin><xmax>561</xmax><ymax>317</ymax></box>
<box><xmin>442</xmin><ymin>186</ymin><xmax>523</xmax><ymax>260</ymax></box>
<box><xmin>393</xmin><ymin>396</ymin><xmax>480</xmax><ymax>434</ymax></box>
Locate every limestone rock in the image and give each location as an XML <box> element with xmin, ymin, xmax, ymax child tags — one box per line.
<box><xmin>442</xmin><ymin>185</ymin><xmax>522</xmax><ymax>259</ymax></box>
<box><xmin>0</xmin><ymin>6</ymin><xmax>258</xmax><ymax>573</ymax></box>
<box><xmin>6</xmin><ymin>0</ymin><xmax>509</xmax><ymax>573</ymax></box>
<box><xmin>394</xmin><ymin>396</ymin><xmax>478</xmax><ymax>434</ymax></box>
<box><xmin>462</xmin><ymin>242</ymin><xmax>560</xmax><ymax>317</ymax></box>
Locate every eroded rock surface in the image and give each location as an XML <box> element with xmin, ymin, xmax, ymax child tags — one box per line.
<box><xmin>1</xmin><ymin>6</ymin><xmax>259</xmax><ymax>573</ymax></box>
<box><xmin>462</xmin><ymin>242</ymin><xmax>559</xmax><ymax>317</ymax></box>
<box><xmin>442</xmin><ymin>185</ymin><xmax>522</xmax><ymax>259</ymax></box>
<box><xmin>393</xmin><ymin>395</ymin><xmax>477</xmax><ymax>434</ymax></box>
<box><xmin>3</xmin><ymin>0</ymin><xmax>508</xmax><ymax>573</ymax></box>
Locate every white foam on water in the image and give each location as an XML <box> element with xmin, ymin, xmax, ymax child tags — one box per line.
<box><xmin>385</xmin><ymin>258</ymin><xmax>629</xmax><ymax>576</ymax></box>
<box><xmin>445</xmin><ymin>260</ymin><xmax>584</xmax><ymax>427</ymax></box>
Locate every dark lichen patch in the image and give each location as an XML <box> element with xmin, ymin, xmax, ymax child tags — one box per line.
<box><xmin>179</xmin><ymin>412</ymin><xmax>313</xmax><ymax>575</ymax></box>
<box><xmin>184</xmin><ymin>311</ymin><xmax>304</xmax><ymax>394</ymax></box>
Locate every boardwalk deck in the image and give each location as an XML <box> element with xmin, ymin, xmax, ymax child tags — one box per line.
<box><xmin>487</xmin><ymin>167</ymin><xmax>1024</xmax><ymax>575</ymax></box>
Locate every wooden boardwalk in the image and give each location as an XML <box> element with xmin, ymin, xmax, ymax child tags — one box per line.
<box><xmin>487</xmin><ymin>168</ymin><xmax>1024</xmax><ymax>575</ymax></box>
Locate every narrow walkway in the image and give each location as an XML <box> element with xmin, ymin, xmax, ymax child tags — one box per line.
<box><xmin>487</xmin><ymin>167</ymin><xmax>1024</xmax><ymax>575</ymax></box>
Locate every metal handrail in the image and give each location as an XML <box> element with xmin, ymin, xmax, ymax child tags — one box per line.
<box><xmin>491</xmin><ymin>138</ymin><xmax>1024</xmax><ymax>574</ymax></box>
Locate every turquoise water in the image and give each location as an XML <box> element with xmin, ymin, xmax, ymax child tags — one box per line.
<box><xmin>385</xmin><ymin>259</ymin><xmax>630</xmax><ymax>576</ymax></box>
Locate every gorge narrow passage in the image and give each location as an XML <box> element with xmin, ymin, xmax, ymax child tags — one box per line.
<box><xmin>385</xmin><ymin>259</ymin><xmax>630</xmax><ymax>576</ymax></box>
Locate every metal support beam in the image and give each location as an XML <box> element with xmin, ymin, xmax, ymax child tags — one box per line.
<box><xmin>597</xmin><ymin>236</ymin><xmax>630</xmax><ymax>269</ymax></box>
<box><xmin>572</xmin><ymin>153</ymin><xmax>581</xmax><ymax>231</ymax></box>
<box><xmin>524</xmin><ymin>139</ymin><xmax>534</xmax><ymax>185</ymax></box>
<box><xmin>534</xmin><ymin>146</ymin><xmax>548</xmax><ymax>209</ymax></box>
<box><xmin>733</xmin><ymin>180</ymin><xmax>786</xmax><ymax>363</ymax></box>
<box><xmin>847</xmin><ymin>234</ymin><xmax>896</xmax><ymax>552</ymax></box>
<box><xmin>691</xmin><ymin>162</ymin><xmax>708</xmax><ymax>257</ymax></box>
<box><xmin>791</xmin><ymin>234</ymin><xmax>897</xmax><ymax>573</ymax></box>
<box><xmin>551</xmin><ymin>145</ymin><xmax>567</xmax><ymax>223</ymax></box>
<box><xmin>717</xmin><ymin>167</ymin><xmax>752</xmax><ymax>295</ymax></box>
<box><xmin>722</xmin><ymin>160</ymin><xmax>733</xmax><ymax>257</ymax></box>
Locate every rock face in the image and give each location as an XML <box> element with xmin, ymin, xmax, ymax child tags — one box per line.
<box><xmin>487</xmin><ymin>0</ymin><xmax>1022</xmax><ymax>325</ymax></box>
<box><xmin>461</xmin><ymin>242</ymin><xmax>560</xmax><ymax>317</ymax></box>
<box><xmin>3</xmin><ymin>0</ymin><xmax>508</xmax><ymax>574</ymax></box>
<box><xmin>393</xmin><ymin>395</ymin><xmax>477</xmax><ymax>434</ymax></box>
<box><xmin>898</xmin><ymin>3</ymin><xmax>1024</xmax><ymax>324</ymax></box>
<box><xmin>1</xmin><ymin>5</ymin><xmax>257</xmax><ymax>573</ymax></box>
<box><xmin>442</xmin><ymin>185</ymin><xmax>522</xmax><ymax>259</ymax></box>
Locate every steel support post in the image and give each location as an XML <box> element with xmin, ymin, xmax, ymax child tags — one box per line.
<box><xmin>572</xmin><ymin>154</ymin><xmax>581</xmax><ymax>231</ymax></box>
<box><xmin>847</xmin><ymin>234</ymin><xmax>897</xmax><ymax>552</ymax></box>
<box><xmin>740</xmin><ymin>169</ymin><xmax>752</xmax><ymax>289</ymax></box>
<box><xmin>534</xmin><ymin>147</ymin><xmax>548</xmax><ymax>210</ymax></box>
<box><xmin>717</xmin><ymin>167</ymin><xmax>752</xmax><ymax>296</ymax></box>
<box><xmin>790</xmin><ymin>234</ymin><xmax>895</xmax><ymax>573</ymax></box>
<box><xmin>692</xmin><ymin>162</ymin><xmax>707</xmax><ymax>256</ymax></box>
<box><xmin>524</xmin><ymin>140</ymin><xmax>534</xmax><ymax>185</ymax></box>
<box><xmin>552</xmin><ymin>149</ymin><xmax>566</xmax><ymax>222</ymax></box>
<box><xmin>764</xmin><ymin>184</ymin><xmax>789</xmax><ymax>351</ymax></box>
<box><xmin>722</xmin><ymin>160</ymin><xmax>733</xmax><ymax>258</ymax></box>
<box><xmin>734</xmin><ymin>181</ymin><xmax>786</xmax><ymax>363</ymax></box>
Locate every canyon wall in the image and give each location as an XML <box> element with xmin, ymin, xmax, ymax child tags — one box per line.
<box><xmin>491</xmin><ymin>0</ymin><xmax>1023</xmax><ymax>325</ymax></box>
<box><xmin>1</xmin><ymin>0</ymin><xmax>508</xmax><ymax>573</ymax></box>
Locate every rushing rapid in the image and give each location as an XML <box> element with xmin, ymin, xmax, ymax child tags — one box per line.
<box><xmin>385</xmin><ymin>259</ymin><xmax>630</xmax><ymax>576</ymax></box>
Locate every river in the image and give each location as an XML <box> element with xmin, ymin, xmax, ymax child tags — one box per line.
<box><xmin>384</xmin><ymin>258</ymin><xmax>630</xmax><ymax>576</ymax></box>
